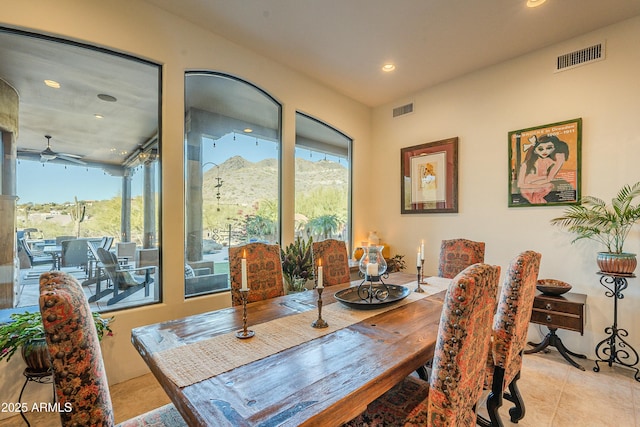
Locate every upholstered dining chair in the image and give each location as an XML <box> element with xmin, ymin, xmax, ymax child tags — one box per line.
<box><xmin>229</xmin><ymin>242</ymin><xmax>285</xmax><ymax>306</ymax></box>
<box><xmin>39</xmin><ymin>271</ymin><xmax>187</xmax><ymax>426</ymax></box>
<box><xmin>477</xmin><ymin>250</ymin><xmax>542</xmax><ymax>427</ymax></box>
<box><xmin>311</xmin><ymin>239</ymin><xmax>351</xmax><ymax>286</ymax></box>
<box><xmin>343</xmin><ymin>263</ymin><xmax>500</xmax><ymax>427</ymax></box>
<box><xmin>438</xmin><ymin>238</ymin><xmax>486</xmax><ymax>279</ymax></box>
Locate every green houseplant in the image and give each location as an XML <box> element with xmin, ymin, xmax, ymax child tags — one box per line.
<box><xmin>0</xmin><ymin>310</ymin><xmax>113</xmax><ymax>370</ymax></box>
<box><xmin>281</xmin><ymin>236</ymin><xmax>314</xmax><ymax>292</ymax></box>
<box><xmin>550</xmin><ymin>181</ymin><xmax>640</xmax><ymax>274</ymax></box>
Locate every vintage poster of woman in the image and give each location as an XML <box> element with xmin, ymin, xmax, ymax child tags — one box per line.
<box><xmin>508</xmin><ymin>118</ymin><xmax>582</xmax><ymax>207</ymax></box>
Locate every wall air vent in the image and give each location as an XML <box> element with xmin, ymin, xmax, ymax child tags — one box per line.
<box><xmin>393</xmin><ymin>102</ymin><xmax>414</xmax><ymax>118</ymax></box>
<box><xmin>555</xmin><ymin>42</ymin><xmax>605</xmax><ymax>72</ymax></box>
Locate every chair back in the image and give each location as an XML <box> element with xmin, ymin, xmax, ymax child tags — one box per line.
<box><xmin>116</xmin><ymin>241</ymin><xmax>136</xmax><ymax>261</ymax></box>
<box><xmin>438</xmin><ymin>238</ymin><xmax>486</xmax><ymax>279</ymax></box>
<box><xmin>102</xmin><ymin>236</ymin><xmax>114</xmax><ymax>251</ymax></box>
<box><xmin>427</xmin><ymin>263</ymin><xmax>500</xmax><ymax>426</ymax></box>
<box><xmin>488</xmin><ymin>250</ymin><xmax>541</xmax><ymax>389</ymax></box>
<box><xmin>311</xmin><ymin>239</ymin><xmax>351</xmax><ymax>286</ymax></box>
<box><xmin>229</xmin><ymin>242</ymin><xmax>285</xmax><ymax>306</ymax></box>
<box><xmin>55</xmin><ymin>235</ymin><xmax>75</xmax><ymax>245</ymax></box>
<box><xmin>96</xmin><ymin>247</ymin><xmax>134</xmax><ymax>288</ymax></box>
<box><xmin>39</xmin><ymin>271</ymin><xmax>115</xmax><ymax>426</ymax></box>
<box><xmin>18</xmin><ymin>237</ymin><xmax>34</xmax><ymax>262</ymax></box>
<box><xmin>60</xmin><ymin>239</ymin><xmax>88</xmax><ymax>269</ymax></box>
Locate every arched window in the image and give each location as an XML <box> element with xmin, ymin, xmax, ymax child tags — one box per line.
<box><xmin>184</xmin><ymin>72</ymin><xmax>281</xmax><ymax>297</ymax></box>
<box><xmin>294</xmin><ymin>112</ymin><xmax>352</xmax><ymax>249</ymax></box>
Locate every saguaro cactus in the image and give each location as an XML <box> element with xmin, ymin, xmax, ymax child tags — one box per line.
<box><xmin>71</xmin><ymin>196</ymin><xmax>86</xmax><ymax>238</ymax></box>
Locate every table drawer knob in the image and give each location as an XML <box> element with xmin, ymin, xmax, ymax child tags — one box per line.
<box><xmin>545</xmin><ymin>303</ymin><xmax>552</xmax><ymax>310</ymax></box>
<box><xmin>546</xmin><ymin>315</ymin><xmax>552</xmax><ymax>322</ymax></box>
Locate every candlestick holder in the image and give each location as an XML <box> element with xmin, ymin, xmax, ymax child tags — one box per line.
<box><xmin>420</xmin><ymin>258</ymin><xmax>425</xmax><ymax>283</ymax></box>
<box><xmin>415</xmin><ymin>265</ymin><xmax>424</xmax><ymax>293</ymax></box>
<box><xmin>235</xmin><ymin>289</ymin><xmax>255</xmax><ymax>339</ymax></box>
<box><xmin>312</xmin><ymin>287</ymin><xmax>328</xmax><ymax>328</ymax></box>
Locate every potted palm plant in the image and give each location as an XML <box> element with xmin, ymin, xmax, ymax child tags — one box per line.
<box><xmin>550</xmin><ymin>181</ymin><xmax>640</xmax><ymax>274</ymax></box>
<box><xmin>0</xmin><ymin>310</ymin><xmax>113</xmax><ymax>371</ymax></box>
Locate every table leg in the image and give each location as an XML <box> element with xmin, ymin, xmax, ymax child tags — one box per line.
<box><xmin>526</xmin><ymin>327</ymin><xmax>586</xmax><ymax>370</ymax></box>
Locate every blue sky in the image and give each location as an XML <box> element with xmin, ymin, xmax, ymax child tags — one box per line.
<box><xmin>17</xmin><ymin>132</ymin><xmax>347</xmax><ymax>204</ymax></box>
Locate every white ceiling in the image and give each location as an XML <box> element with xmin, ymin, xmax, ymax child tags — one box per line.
<box><xmin>3</xmin><ymin>1</ymin><xmax>640</xmax><ymax>165</ymax></box>
<box><xmin>145</xmin><ymin>0</ymin><xmax>640</xmax><ymax>107</ymax></box>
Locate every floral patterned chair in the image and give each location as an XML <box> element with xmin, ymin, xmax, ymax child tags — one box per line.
<box><xmin>38</xmin><ymin>271</ymin><xmax>187</xmax><ymax>427</ymax></box>
<box><xmin>229</xmin><ymin>242</ymin><xmax>285</xmax><ymax>306</ymax></box>
<box><xmin>343</xmin><ymin>263</ymin><xmax>500</xmax><ymax>427</ymax></box>
<box><xmin>438</xmin><ymin>238</ymin><xmax>486</xmax><ymax>279</ymax></box>
<box><xmin>478</xmin><ymin>250</ymin><xmax>541</xmax><ymax>427</ymax></box>
<box><xmin>311</xmin><ymin>239</ymin><xmax>351</xmax><ymax>286</ymax></box>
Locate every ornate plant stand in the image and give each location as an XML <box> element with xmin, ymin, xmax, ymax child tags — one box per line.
<box><xmin>19</xmin><ymin>367</ymin><xmax>55</xmax><ymax>426</ymax></box>
<box><xmin>593</xmin><ymin>272</ymin><xmax>640</xmax><ymax>381</ymax></box>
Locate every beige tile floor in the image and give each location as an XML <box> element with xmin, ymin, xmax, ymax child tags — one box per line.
<box><xmin>0</xmin><ymin>349</ymin><xmax>637</xmax><ymax>426</ymax></box>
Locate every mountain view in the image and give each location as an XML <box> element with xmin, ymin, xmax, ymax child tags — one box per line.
<box><xmin>202</xmin><ymin>155</ymin><xmax>348</xmax><ymax>207</ymax></box>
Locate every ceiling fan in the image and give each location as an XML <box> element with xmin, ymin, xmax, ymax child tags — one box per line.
<box><xmin>19</xmin><ymin>135</ymin><xmax>86</xmax><ymax>165</ymax></box>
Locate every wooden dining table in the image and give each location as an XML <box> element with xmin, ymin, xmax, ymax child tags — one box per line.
<box><xmin>131</xmin><ymin>272</ymin><xmax>450</xmax><ymax>426</ymax></box>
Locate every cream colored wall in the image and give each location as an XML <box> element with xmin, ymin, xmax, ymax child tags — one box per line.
<box><xmin>371</xmin><ymin>16</ymin><xmax>640</xmax><ymax>361</ymax></box>
<box><xmin>0</xmin><ymin>0</ymin><xmax>372</xmax><ymax>413</ymax></box>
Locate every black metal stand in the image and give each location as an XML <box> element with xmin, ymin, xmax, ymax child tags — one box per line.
<box><xmin>19</xmin><ymin>368</ymin><xmax>55</xmax><ymax>427</ymax></box>
<box><xmin>357</xmin><ymin>275</ymin><xmax>390</xmax><ymax>302</ymax></box>
<box><xmin>593</xmin><ymin>272</ymin><xmax>640</xmax><ymax>381</ymax></box>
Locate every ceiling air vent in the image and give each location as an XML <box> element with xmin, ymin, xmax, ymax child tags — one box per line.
<box><xmin>555</xmin><ymin>42</ymin><xmax>605</xmax><ymax>72</ymax></box>
<box><xmin>393</xmin><ymin>102</ymin><xmax>414</xmax><ymax>118</ymax></box>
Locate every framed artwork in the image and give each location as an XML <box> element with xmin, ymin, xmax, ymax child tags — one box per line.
<box><xmin>508</xmin><ymin>118</ymin><xmax>582</xmax><ymax>207</ymax></box>
<box><xmin>401</xmin><ymin>137</ymin><xmax>458</xmax><ymax>214</ymax></box>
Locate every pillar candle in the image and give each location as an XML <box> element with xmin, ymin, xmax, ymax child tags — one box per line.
<box><xmin>317</xmin><ymin>264</ymin><xmax>323</xmax><ymax>289</ymax></box>
<box><xmin>241</xmin><ymin>250</ymin><xmax>248</xmax><ymax>291</ymax></box>
<box><xmin>367</xmin><ymin>262</ymin><xmax>378</xmax><ymax>276</ymax></box>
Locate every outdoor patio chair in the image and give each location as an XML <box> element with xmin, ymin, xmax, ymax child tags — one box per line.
<box><xmin>99</xmin><ymin>236</ymin><xmax>114</xmax><ymax>251</ymax></box>
<box><xmin>343</xmin><ymin>263</ymin><xmax>500</xmax><ymax>427</ymax></box>
<box><xmin>18</xmin><ymin>237</ymin><xmax>53</xmax><ymax>268</ymax></box>
<box><xmin>95</xmin><ymin>247</ymin><xmax>154</xmax><ymax>305</ymax></box>
<box><xmin>229</xmin><ymin>242</ymin><xmax>285</xmax><ymax>306</ymax></box>
<box><xmin>60</xmin><ymin>239</ymin><xmax>89</xmax><ymax>272</ymax></box>
<box><xmin>39</xmin><ymin>271</ymin><xmax>187</xmax><ymax>426</ymax></box>
<box><xmin>311</xmin><ymin>239</ymin><xmax>351</xmax><ymax>286</ymax></box>
<box><xmin>82</xmin><ymin>240</ymin><xmax>108</xmax><ymax>287</ymax></box>
<box><xmin>55</xmin><ymin>235</ymin><xmax>75</xmax><ymax>245</ymax></box>
<box><xmin>116</xmin><ymin>241</ymin><xmax>137</xmax><ymax>265</ymax></box>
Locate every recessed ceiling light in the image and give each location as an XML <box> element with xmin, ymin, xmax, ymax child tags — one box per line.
<box><xmin>382</xmin><ymin>63</ymin><xmax>396</xmax><ymax>72</ymax></box>
<box><xmin>526</xmin><ymin>0</ymin><xmax>547</xmax><ymax>7</ymax></box>
<box><xmin>243</xmin><ymin>128</ymin><xmax>253</xmax><ymax>133</ymax></box>
<box><xmin>94</xmin><ymin>114</ymin><xmax>104</xmax><ymax>119</ymax></box>
<box><xmin>44</xmin><ymin>80</ymin><xmax>60</xmax><ymax>89</ymax></box>
<box><xmin>97</xmin><ymin>93</ymin><xmax>117</xmax><ymax>102</ymax></box>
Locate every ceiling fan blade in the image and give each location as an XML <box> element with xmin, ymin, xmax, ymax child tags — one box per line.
<box><xmin>57</xmin><ymin>154</ymin><xmax>87</xmax><ymax>165</ymax></box>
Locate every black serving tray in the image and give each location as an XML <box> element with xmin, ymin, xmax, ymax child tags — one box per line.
<box><xmin>334</xmin><ymin>284</ymin><xmax>411</xmax><ymax>310</ymax></box>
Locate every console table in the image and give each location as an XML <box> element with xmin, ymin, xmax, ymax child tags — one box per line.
<box><xmin>525</xmin><ymin>291</ymin><xmax>587</xmax><ymax>370</ymax></box>
<box><xmin>593</xmin><ymin>272</ymin><xmax>640</xmax><ymax>382</ymax></box>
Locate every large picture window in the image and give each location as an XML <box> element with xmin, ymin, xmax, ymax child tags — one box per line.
<box><xmin>0</xmin><ymin>27</ymin><xmax>162</xmax><ymax>312</ymax></box>
<box><xmin>184</xmin><ymin>72</ymin><xmax>281</xmax><ymax>297</ymax></box>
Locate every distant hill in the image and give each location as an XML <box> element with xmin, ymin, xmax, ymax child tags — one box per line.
<box><xmin>202</xmin><ymin>156</ymin><xmax>348</xmax><ymax>206</ymax></box>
